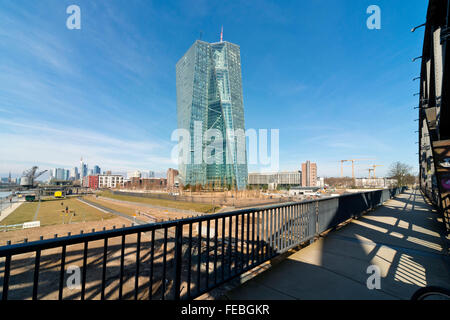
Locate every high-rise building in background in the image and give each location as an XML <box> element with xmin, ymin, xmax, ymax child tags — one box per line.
<box><xmin>301</xmin><ymin>161</ymin><xmax>317</xmax><ymax>187</ymax></box>
<box><xmin>176</xmin><ymin>37</ymin><xmax>248</xmax><ymax>190</ymax></box>
<box><xmin>93</xmin><ymin>165</ymin><xmax>101</xmax><ymax>175</ymax></box>
<box><xmin>51</xmin><ymin>168</ymin><xmax>70</xmax><ymax>181</ymax></box>
<box><xmin>80</xmin><ymin>158</ymin><xmax>88</xmax><ymax>182</ymax></box>
<box><xmin>56</xmin><ymin>168</ymin><xmax>64</xmax><ymax>180</ymax></box>
<box><xmin>70</xmin><ymin>167</ymin><xmax>79</xmax><ymax>180</ymax></box>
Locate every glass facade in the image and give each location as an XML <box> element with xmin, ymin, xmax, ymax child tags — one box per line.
<box><xmin>176</xmin><ymin>40</ymin><xmax>248</xmax><ymax>190</ymax></box>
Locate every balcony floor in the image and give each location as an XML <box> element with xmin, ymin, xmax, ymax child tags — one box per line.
<box><xmin>224</xmin><ymin>189</ymin><xmax>450</xmax><ymax>300</ymax></box>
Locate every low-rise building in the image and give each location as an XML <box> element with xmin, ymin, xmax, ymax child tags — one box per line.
<box><xmin>316</xmin><ymin>177</ymin><xmax>325</xmax><ymax>188</ymax></box>
<box><xmin>289</xmin><ymin>186</ymin><xmax>320</xmax><ymax>196</ymax></box>
<box><xmin>88</xmin><ymin>175</ymin><xmax>99</xmax><ymax>189</ymax></box>
<box><xmin>248</xmin><ymin>171</ymin><xmax>301</xmax><ymax>186</ymax></box>
<box><xmin>124</xmin><ymin>177</ymin><xmax>167</xmax><ymax>190</ymax></box>
<box><xmin>354</xmin><ymin>178</ymin><xmax>397</xmax><ymax>188</ymax></box>
<box><xmin>98</xmin><ymin>175</ymin><xmax>125</xmax><ymax>189</ymax></box>
<box><xmin>167</xmin><ymin>168</ymin><xmax>179</xmax><ymax>188</ymax></box>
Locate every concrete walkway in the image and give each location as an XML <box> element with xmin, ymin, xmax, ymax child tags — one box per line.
<box><xmin>77</xmin><ymin>198</ymin><xmax>148</xmax><ymax>225</ymax></box>
<box><xmin>225</xmin><ymin>189</ymin><xmax>450</xmax><ymax>300</ymax></box>
<box><xmin>0</xmin><ymin>200</ymin><xmax>24</xmax><ymax>223</ymax></box>
<box><xmin>96</xmin><ymin>196</ymin><xmax>205</xmax><ymax>216</ymax></box>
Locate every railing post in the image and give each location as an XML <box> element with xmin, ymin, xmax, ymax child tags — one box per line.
<box><xmin>315</xmin><ymin>200</ymin><xmax>319</xmax><ymax>236</ymax></box>
<box><xmin>173</xmin><ymin>222</ymin><xmax>183</xmax><ymax>300</ymax></box>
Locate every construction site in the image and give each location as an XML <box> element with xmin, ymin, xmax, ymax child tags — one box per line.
<box><xmin>0</xmin><ymin>158</ymin><xmax>409</xmax><ymax>249</ymax></box>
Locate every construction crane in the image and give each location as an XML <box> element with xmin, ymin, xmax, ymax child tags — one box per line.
<box><xmin>340</xmin><ymin>159</ymin><xmax>376</xmax><ymax>180</ymax></box>
<box><xmin>340</xmin><ymin>160</ymin><xmax>351</xmax><ymax>177</ymax></box>
<box><xmin>20</xmin><ymin>166</ymin><xmax>47</xmax><ymax>188</ymax></box>
<box><xmin>367</xmin><ymin>168</ymin><xmax>374</xmax><ymax>178</ymax></box>
<box><xmin>369</xmin><ymin>165</ymin><xmax>384</xmax><ymax>179</ymax></box>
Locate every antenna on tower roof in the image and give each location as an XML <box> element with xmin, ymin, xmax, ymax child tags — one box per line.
<box><xmin>220</xmin><ymin>25</ymin><xmax>223</xmax><ymax>42</ymax></box>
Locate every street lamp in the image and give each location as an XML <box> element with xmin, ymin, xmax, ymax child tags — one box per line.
<box><xmin>411</xmin><ymin>23</ymin><xmax>426</xmax><ymax>33</ymax></box>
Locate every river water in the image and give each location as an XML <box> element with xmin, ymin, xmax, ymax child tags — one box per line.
<box><xmin>0</xmin><ymin>192</ymin><xmax>13</xmax><ymax>213</ymax></box>
<box><xmin>0</xmin><ymin>191</ymin><xmax>12</xmax><ymax>198</ymax></box>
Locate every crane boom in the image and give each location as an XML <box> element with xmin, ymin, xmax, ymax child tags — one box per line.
<box><xmin>340</xmin><ymin>159</ymin><xmax>376</xmax><ymax>180</ymax></box>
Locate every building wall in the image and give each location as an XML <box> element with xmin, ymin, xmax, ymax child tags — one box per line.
<box><xmin>248</xmin><ymin>172</ymin><xmax>301</xmax><ymax>185</ymax></box>
<box><xmin>80</xmin><ymin>162</ymin><xmax>88</xmax><ymax>182</ymax></box>
<box><xmin>93</xmin><ymin>166</ymin><xmax>101</xmax><ymax>175</ymax></box>
<box><xmin>167</xmin><ymin>168</ymin><xmax>179</xmax><ymax>188</ymax></box>
<box><xmin>354</xmin><ymin>178</ymin><xmax>397</xmax><ymax>188</ymax></box>
<box><xmin>98</xmin><ymin>175</ymin><xmax>124</xmax><ymax>189</ymax></box>
<box><xmin>176</xmin><ymin>40</ymin><xmax>248</xmax><ymax>190</ymax></box>
<box><xmin>88</xmin><ymin>175</ymin><xmax>99</xmax><ymax>190</ymax></box>
<box><xmin>124</xmin><ymin>178</ymin><xmax>167</xmax><ymax>190</ymax></box>
<box><xmin>301</xmin><ymin>161</ymin><xmax>317</xmax><ymax>187</ymax></box>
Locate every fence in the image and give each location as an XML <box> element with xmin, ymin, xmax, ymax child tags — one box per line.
<box><xmin>0</xmin><ymin>224</ymin><xmax>26</xmax><ymax>233</ymax></box>
<box><xmin>111</xmin><ymin>190</ymin><xmax>285</xmax><ymax>208</ymax></box>
<box><xmin>0</xmin><ymin>195</ymin><xmax>13</xmax><ymax>214</ymax></box>
<box><xmin>0</xmin><ymin>187</ymin><xmax>405</xmax><ymax>300</ymax></box>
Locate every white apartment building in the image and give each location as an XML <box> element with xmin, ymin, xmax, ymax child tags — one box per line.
<box><xmin>248</xmin><ymin>172</ymin><xmax>301</xmax><ymax>185</ymax></box>
<box><xmin>98</xmin><ymin>175</ymin><xmax>124</xmax><ymax>189</ymax></box>
<box><xmin>316</xmin><ymin>177</ymin><xmax>325</xmax><ymax>188</ymax></box>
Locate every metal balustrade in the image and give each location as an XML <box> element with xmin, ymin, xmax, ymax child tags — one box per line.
<box><xmin>0</xmin><ymin>187</ymin><xmax>405</xmax><ymax>300</ymax></box>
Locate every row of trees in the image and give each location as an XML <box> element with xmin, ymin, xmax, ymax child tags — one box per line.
<box><xmin>387</xmin><ymin>162</ymin><xmax>417</xmax><ymax>187</ymax></box>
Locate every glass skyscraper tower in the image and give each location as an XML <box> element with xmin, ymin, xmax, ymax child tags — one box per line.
<box><xmin>176</xmin><ymin>39</ymin><xmax>248</xmax><ymax>190</ymax></box>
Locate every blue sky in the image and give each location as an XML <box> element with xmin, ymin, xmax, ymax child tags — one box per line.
<box><xmin>0</xmin><ymin>0</ymin><xmax>427</xmax><ymax>178</ymax></box>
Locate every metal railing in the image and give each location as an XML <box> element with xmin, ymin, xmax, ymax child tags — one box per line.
<box><xmin>0</xmin><ymin>196</ymin><xmax>13</xmax><ymax>215</ymax></box>
<box><xmin>0</xmin><ymin>224</ymin><xmax>25</xmax><ymax>233</ymax></box>
<box><xmin>0</xmin><ymin>187</ymin><xmax>405</xmax><ymax>300</ymax></box>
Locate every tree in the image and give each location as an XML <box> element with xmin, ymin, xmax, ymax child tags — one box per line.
<box><xmin>324</xmin><ymin>177</ymin><xmax>353</xmax><ymax>188</ymax></box>
<box><xmin>388</xmin><ymin>162</ymin><xmax>414</xmax><ymax>187</ymax></box>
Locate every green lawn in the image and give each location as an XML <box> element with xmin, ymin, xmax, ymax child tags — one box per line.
<box><xmin>0</xmin><ymin>202</ymin><xmax>38</xmax><ymax>226</ymax></box>
<box><xmin>1</xmin><ymin>198</ymin><xmax>116</xmax><ymax>227</ymax></box>
<box><xmin>97</xmin><ymin>191</ymin><xmax>220</xmax><ymax>213</ymax></box>
<box><xmin>84</xmin><ymin>196</ymin><xmax>137</xmax><ymax>216</ymax></box>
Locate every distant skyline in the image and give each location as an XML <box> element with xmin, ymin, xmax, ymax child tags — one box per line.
<box><xmin>0</xmin><ymin>0</ymin><xmax>426</xmax><ymax>178</ymax></box>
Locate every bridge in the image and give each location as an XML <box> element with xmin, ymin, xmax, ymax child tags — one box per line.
<box><xmin>224</xmin><ymin>188</ymin><xmax>450</xmax><ymax>300</ymax></box>
<box><xmin>418</xmin><ymin>0</ymin><xmax>450</xmax><ymax>234</ymax></box>
<box><xmin>0</xmin><ymin>0</ymin><xmax>450</xmax><ymax>301</ymax></box>
<box><xmin>1</xmin><ymin>186</ymin><xmax>445</xmax><ymax>301</ymax></box>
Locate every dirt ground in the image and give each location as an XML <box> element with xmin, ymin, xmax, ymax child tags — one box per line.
<box><xmin>0</xmin><ymin>195</ymin><xmax>306</xmax><ymax>300</ymax></box>
<box><xmin>0</xmin><ymin>208</ymin><xmax>293</xmax><ymax>300</ymax></box>
<box><xmin>0</xmin><ymin>217</ymin><xmax>130</xmax><ymax>246</ymax></box>
<box><xmin>0</xmin><ymin>219</ymin><xmax>259</xmax><ymax>300</ymax></box>
<box><xmin>0</xmin><ymin>196</ymin><xmax>205</xmax><ymax>246</ymax></box>
<box><xmin>85</xmin><ymin>196</ymin><xmax>207</xmax><ymax>222</ymax></box>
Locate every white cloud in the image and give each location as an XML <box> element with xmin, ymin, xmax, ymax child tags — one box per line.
<box><xmin>0</xmin><ymin>119</ymin><xmax>175</xmax><ymax>174</ymax></box>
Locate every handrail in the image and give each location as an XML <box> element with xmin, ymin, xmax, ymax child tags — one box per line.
<box><xmin>0</xmin><ymin>187</ymin><xmax>405</xmax><ymax>300</ymax></box>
